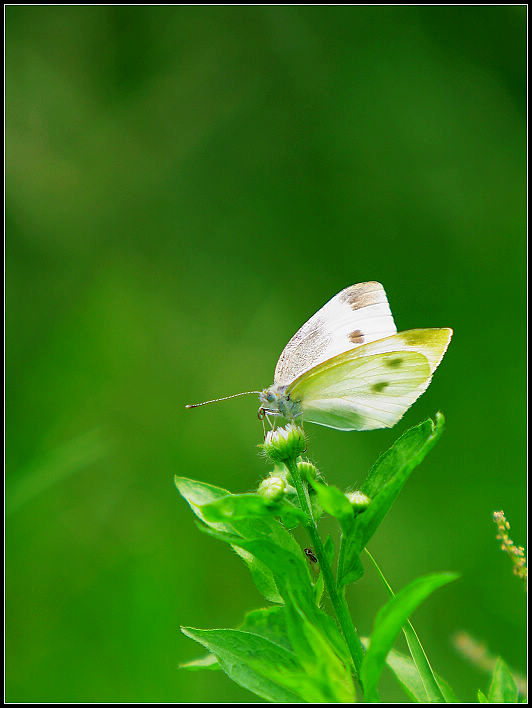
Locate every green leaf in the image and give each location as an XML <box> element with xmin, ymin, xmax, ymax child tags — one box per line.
<box><xmin>313</xmin><ymin>609</ymin><xmax>353</xmax><ymax>671</ymax></box>
<box><xmin>240</xmin><ymin>606</ymin><xmax>292</xmax><ymax>651</ymax></box>
<box><xmin>401</xmin><ymin>625</ymin><xmax>460</xmax><ymax>703</ymax></box>
<box><xmin>175</xmin><ymin>476</ymin><xmax>233</xmax><ymax>530</ymax></box>
<box><xmin>437</xmin><ymin>674</ymin><xmax>461</xmax><ymax>703</ymax></box>
<box><xmin>239</xmin><ymin>539</ymin><xmax>353</xmax><ymax>671</ymax></box>
<box><xmin>359</xmin><ymin>413</ymin><xmax>445</xmax><ymax>549</ymax></box>
<box><xmin>312</xmin><ymin>535</ymin><xmax>334</xmax><ymax>607</ymax></box>
<box><xmin>181</xmin><ymin>626</ymin><xmax>304</xmax><ymax>703</ymax></box>
<box><xmin>488</xmin><ymin>658</ymin><xmax>518</xmax><ymax>703</ymax></box>
<box><xmin>364</xmin><ymin>548</ymin><xmax>458</xmax><ymax>703</ymax></box>
<box><xmin>361</xmin><ymin>640</ymin><xmax>460</xmax><ymax>704</ymax></box>
<box><xmin>179</xmin><ymin>478</ymin><xmax>350</xmax><ymax>692</ymax></box>
<box><xmin>176</xmin><ymin>476</ymin><xmax>303</xmax><ymax>604</ymax></box>
<box><xmin>179</xmin><ymin>653</ymin><xmax>220</xmax><ymax>671</ymax></box>
<box><xmin>339</xmin><ymin>414</ymin><xmax>445</xmax><ymax>586</ymax></box>
<box><xmin>308</xmin><ymin>479</ymin><xmax>354</xmax><ymax>532</ymax></box>
<box><xmin>385</xmin><ymin>646</ymin><xmax>459</xmax><ymax>703</ymax></box>
<box><xmin>176</xmin><ymin>476</ymin><xmax>304</xmax><ymax>550</ymax></box>
<box><xmin>383</xmin><ymin>646</ymin><xmax>429</xmax><ymax>702</ymax></box>
<box><xmin>230</xmin><ymin>602</ymin><xmax>352</xmax><ymax>700</ymax></box>
<box><xmin>361</xmin><ymin>572</ymin><xmax>458</xmax><ymax>702</ymax></box>
<box><xmin>236</xmin><ymin>536</ymin><xmax>351</xmax><ymax>668</ymax></box>
<box><xmin>282</xmin><ymin>479</ymin><xmax>323</xmax><ymax>523</ymax></box>
<box><xmin>283</xmin><ymin>590</ymin><xmax>356</xmax><ymax>703</ymax></box>
<box><xmin>200</xmin><ymin>493</ymin><xmax>275</xmax><ymax>521</ymax></box>
<box><xmin>401</xmin><ymin>622</ymin><xmax>445</xmax><ymax>702</ymax></box>
<box><xmin>324</xmin><ymin>534</ymin><xmax>336</xmax><ymax>566</ymax></box>
<box><xmin>361</xmin><ymin>413</ymin><xmax>445</xmax><ymax>499</ymax></box>
<box><xmin>478</xmin><ymin>689</ymin><xmax>489</xmax><ymax>703</ymax></box>
<box><xmin>200</xmin><ymin>493</ymin><xmax>306</xmax><ymax>527</ymax></box>
<box><xmin>313</xmin><ymin>569</ymin><xmax>325</xmax><ymax>606</ymax></box>
<box><xmin>233</xmin><ymin>546</ymin><xmax>283</xmax><ymax>604</ymax></box>
<box><xmin>197</xmin><ymin>524</ymin><xmax>316</xmax><ymax>617</ymax></box>
<box><xmin>217</xmin><ymin>528</ymin><xmax>352</xmax><ymax>673</ymax></box>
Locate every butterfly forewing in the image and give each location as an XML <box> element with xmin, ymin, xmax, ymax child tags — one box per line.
<box><xmin>288</xmin><ymin>350</ymin><xmax>432</xmax><ymax>431</ymax></box>
<box><xmin>273</xmin><ymin>282</ymin><xmax>397</xmax><ymax>386</ymax></box>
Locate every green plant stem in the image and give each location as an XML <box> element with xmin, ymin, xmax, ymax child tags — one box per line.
<box><xmin>364</xmin><ymin>548</ymin><xmax>446</xmax><ymax>703</ymax></box>
<box><xmin>288</xmin><ymin>458</ymin><xmax>365</xmax><ymax>678</ymax></box>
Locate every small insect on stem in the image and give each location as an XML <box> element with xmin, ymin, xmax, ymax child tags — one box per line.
<box><xmin>304</xmin><ymin>548</ymin><xmax>318</xmax><ymax>564</ymax></box>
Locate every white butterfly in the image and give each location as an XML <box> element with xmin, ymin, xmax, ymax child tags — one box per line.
<box><xmin>187</xmin><ymin>282</ymin><xmax>452</xmax><ymax>431</ymax></box>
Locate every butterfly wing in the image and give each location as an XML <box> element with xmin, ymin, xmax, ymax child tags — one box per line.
<box><xmin>288</xmin><ymin>349</ymin><xmax>433</xmax><ymax>431</ymax></box>
<box><xmin>344</xmin><ymin>328</ymin><xmax>453</xmax><ymax>374</ymax></box>
<box><xmin>274</xmin><ymin>282</ymin><xmax>397</xmax><ymax>386</ymax></box>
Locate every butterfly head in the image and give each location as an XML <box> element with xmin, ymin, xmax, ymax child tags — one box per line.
<box><xmin>258</xmin><ymin>385</ymin><xmax>302</xmax><ymax>421</ymax></box>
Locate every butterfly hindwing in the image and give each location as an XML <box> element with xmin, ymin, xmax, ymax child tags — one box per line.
<box><xmin>344</xmin><ymin>328</ymin><xmax>453</xmax><ymax>374</ymax></box>
<box><xmin>287</xmin><ymin>349</ymin><xmax>433</xmax><ymax>431</ymax></box>
<box><xmin>274</xmin><ymin>282</ymin><xmax>397</xmax><ymax>386</ymax></box>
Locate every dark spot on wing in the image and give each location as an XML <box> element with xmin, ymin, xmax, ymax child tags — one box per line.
<box><xmin>349</xmin><ymin>329</ymin><xmax>365</xmax><ymax>344</ymax></box>
<box><xmin>341</xmin><ymin>282</ymin><xmax>385</xmax><ymax>311</ymax></box>
<box><xmin>371</xmin><ymin>381</ymin><xmax>389</xmax><ymax>392</ymax></box>
<box><xmin>386</xmin><ymin>357</ymin><xmax>403</xmax><ymax>368</ymax></box>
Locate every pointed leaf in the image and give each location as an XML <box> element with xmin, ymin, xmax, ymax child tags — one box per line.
<box><xmin>240</xmin><ymin>606</ymin><xmax>291</xmax><ymax>651</ymax></box>
<box><xmin>339</xmin><ymin>414</ymin><xmax>445</xmax><ymax>586</ymax></box>
<box><xmin>358</xmin><ymin>413</ymin><xmax>445</xmax><ymax>549</ymax></box>
<box><xmin>181</xmin><ymin>627</ymin><xmax>304</xmax><ymax>703</ymax></box>
<box><xmin>437</xmin><ymin>674</ymin><xmax>461</xmax><ymax>703</ymax></box>
<box><xmin>197</xmin><ymin>524</ymin><xmax>316</xmax><ymax>617</ymax></box>
<box><xmin>361</xmin><ymin>639</ymin><xmax>461</xmax><ymax>704</ymax></box>
<box><xmin>200</xmin><ymin>493</ymin><xmax>305</xmax><ymax>527</ymax></box>
<box><xmin>179</xmin><ymin>653</ymin><xmax>220</xmax><ymax>671</ymax></box>
<box><xmin>308</xmin><ymin>479</ymin><xmax>354</xmax><ymax>532</ymax></box>
<box><xmin>313</xmin><ymin>569</ymin><xmax>325</xmax><ymax>606</ymax></box>
<box><xmin>364</xmin><ymin>548</ymin><xmax>456</xmax><ymax>702</ymax></box>
<box><xmin>233</xmin><ymin>546</ymin><xmax>283</xmax><ymax>604</ymax></box>
<box><xmin>176</xmin><ymin>476</ymin><xmax>303</xmax><ymax>603</ymax></box>
<box><xmin>385</xmin><ymin>646</ymin><xmax>460</xmax><ymax>703</ymax></box>
<box><xmin>488</xmin><ymin>658</ymin><xmax>518</xmax><ymax>703</ymax></box>
<box><xmin>361</xmin><ymin>413</ymin><xmax>445</xmax><ymax>499</ymax></box>
<box><xmin>284</xmin><ymin>590</ymin><xmax>356</xmax><ymax>703</ymax></box>
<box><xmin>324</xmin><ymin>534</ymin><xmax>336</xmax><ymax>566</ymax></box>
<box><xmin>384</xmin><ymin>646</ymin><xmax>429</xmax><ymax>702</ymax></box>
<box><xmin>361</xmin><ymin>572</ymin><xmax>458</xmax><ymax>702</ymax></box>
<box><xmin>175</xmin><ymin>476</ymin><xmax>233</xmax><ymax>530</ymax></box>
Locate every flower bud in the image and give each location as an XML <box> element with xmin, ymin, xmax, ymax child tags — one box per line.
<box><xmin>346</xmin><ymin>490</ymin><xmax>371</xmax><ymax>510</ymax></box>
<box><xmin>257</xmin><ymin>476</ymin><xmax>286</xmax><ymax>502</ymax></box>
<box><xmin>296</xmin><ymin>460</ymin><xmax>319</xmax><ymax>482</ymax></box>
<box><xmin>262</xmin><ymin>424</ymin><xmax>306</xmax><ymax>463</ymax></box>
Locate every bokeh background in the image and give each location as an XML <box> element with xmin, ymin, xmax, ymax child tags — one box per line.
<box><xmin>6</xmin><ymin>5</ymin><xmax>526</xmax><ymax>703</ymax></box>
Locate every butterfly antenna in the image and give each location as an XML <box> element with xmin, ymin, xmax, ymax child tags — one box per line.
<box><xmin>185</xmin><ymin>391</ymin><xmax>261</xmax><ymax>409</ymax></box>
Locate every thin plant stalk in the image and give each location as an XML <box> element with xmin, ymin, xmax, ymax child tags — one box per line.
<box><xmin>288</xmin><ymin>458</ymin><xmax>365</xmax><ymax>678</ymax></box>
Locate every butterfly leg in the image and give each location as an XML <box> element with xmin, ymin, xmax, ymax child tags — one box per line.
<box><xmin>265</xmin><ymin>411</ymin><xmax>276</xmax><ymax>431</ymax></box>
<box><xmin>258</xmin><ymin>407</ymin><xmax>282</xmax><ymax>438</ymax></box>
<box><xmin>257</xmin><ymin>407</ymin><xmax>267</xmax><ymax>439</ymax></box>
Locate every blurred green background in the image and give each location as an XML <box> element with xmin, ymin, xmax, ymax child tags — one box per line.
<box><xmin>6</xmin><ymin>5</ymin><xmax>526</xmax><ymax>703</ymax></box>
